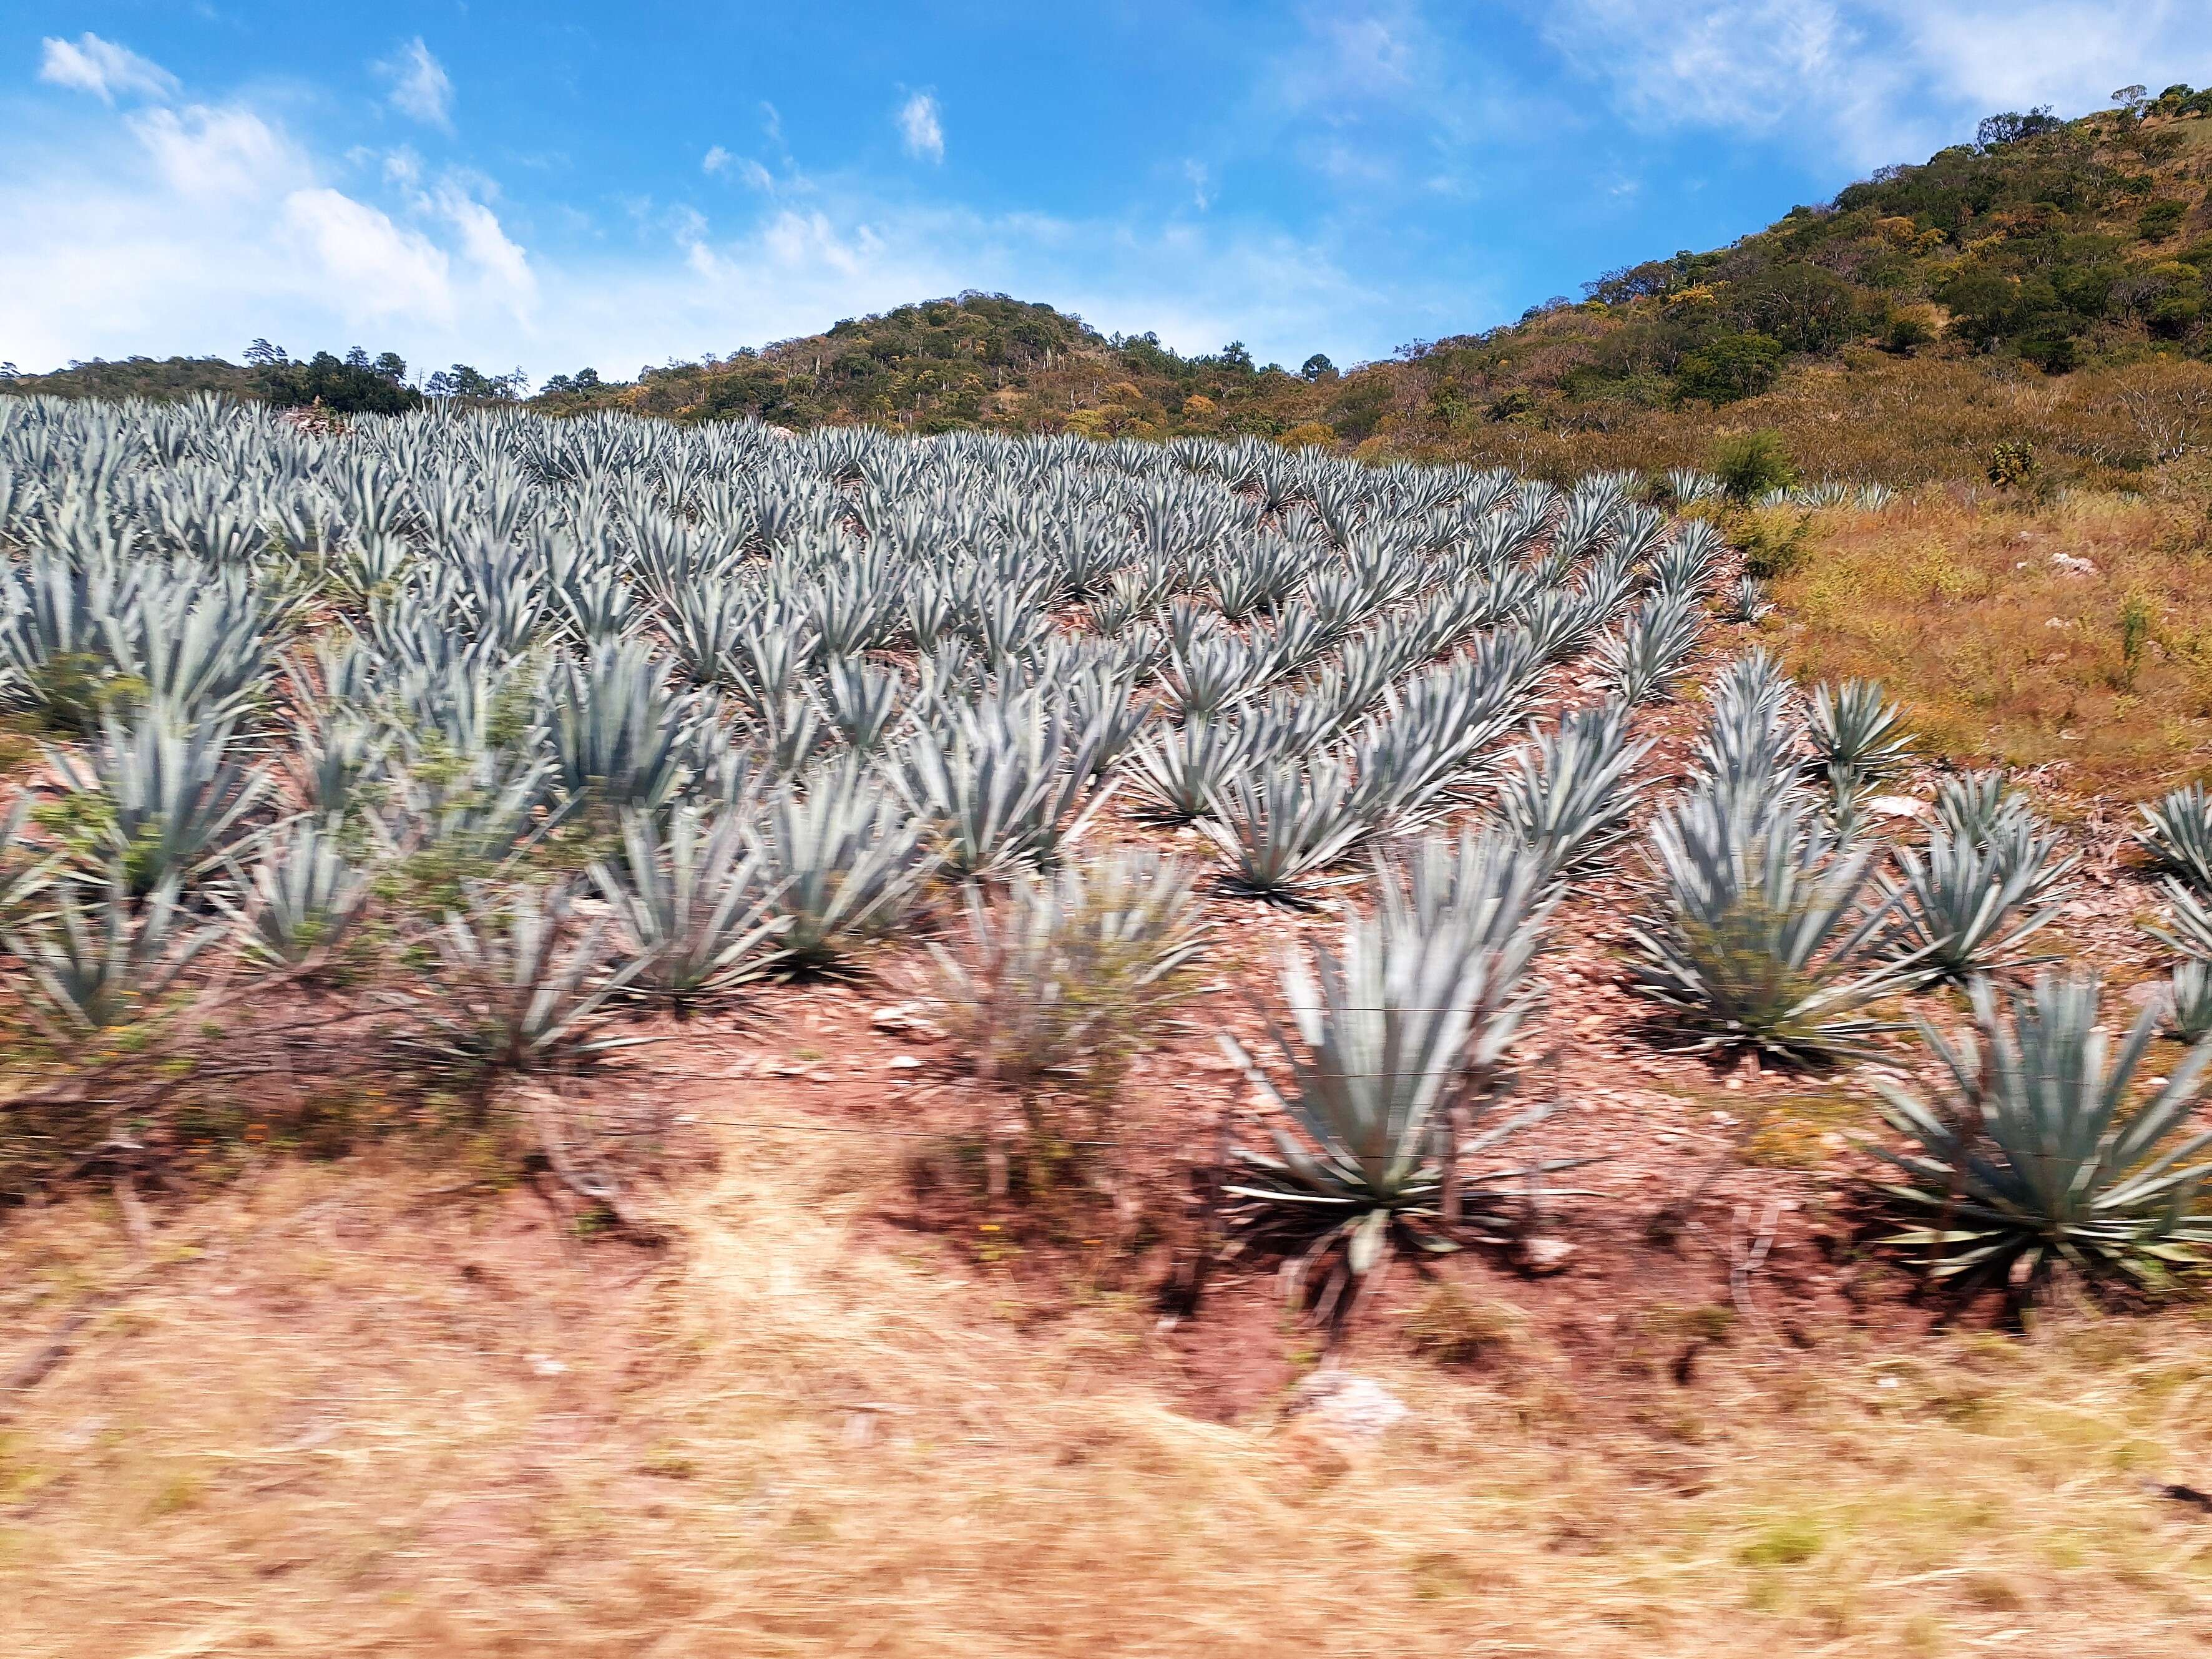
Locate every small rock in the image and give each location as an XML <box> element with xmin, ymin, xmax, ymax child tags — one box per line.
<box><xmin>1866</xmin><ymin>795</ymin><xmax>1927</xmax><ymax>821</ymax></box>
<box><xmin>528</xmin><ymin>1355</ymin><xmax>568</xmax><ymax>1378</ymax></box>
<box><xmin>886</xmin><ymin>1055</ymin><xmax>924</xmax><ymax>1071</ymax></box>
<box><xmin>1283</xmin><ymin>1372</ymin><xmax>1412</xmax><ymax>1439</ymax></box>
<box><xmin>1519</xmin><ymin>1237</ymin><xmax>1577</xmax><ymax>1276</ymax></box>
<box><xmin>2051</xmin><ymin>552</ymin><xmax>2098</xmax><ymax>577</ymax></box>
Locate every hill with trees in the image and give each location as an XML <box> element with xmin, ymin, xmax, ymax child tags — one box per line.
<box><xmin>13</xmin><ymin>84</ymin><xmax>2212</xmax><ymax>484</ymax></box>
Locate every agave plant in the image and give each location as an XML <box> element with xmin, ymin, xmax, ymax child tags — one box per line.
<box><xmin>220</xmin><ymin>818</ymin><xmax>375</xmax><ymax>967</ymax></box>
<box><xmin>399</xmin><ymin>881</ymin><xmax>650</xmax><ymax>1070</ymax></box>
<box><xmin>1217</xmin><ymin>900</ymin><xmax>1577</xmax><ymax>1310</ymax></box>
<box><xmin>746</xmin><ymin>760</ymin><xmax>939</xmax><ymax>971</ymax></box>
<box><xmin>1719</xmin><ymin>574</ymin><xmax>1773</xmax><ymax>625</ymax></box>
<box><xmin>0</xmin><ymin>793</ymin><xmax>61</xmax><ymax>921</ymax></box>
<box><xmin>1493</xmin><ymin>703</ymin><xmax>1653</xmax><ymax>883</ymax></box>
<box><xmin>1807</xmin><ymin>678</ymin><xmax>1914</xmax><ymax>785</ymax></box>
<box><xmin>1627</xmin><ymin>790</ymin><xmax>1921</xmax><ymax>1062</ymax></box>
<box><xmin>590</xmin><ymin>805</ymin><xmax>787</xmax><ymax>997</ymax></box>
<box><xmin>547</xmin><ymin>641</ymin><xmax>692</xmax><ymax>810</ymax></box>
<box><xmin>2</xmin><ymin>868</ymin><xmax>223</xmax><ymax>1035</ymax></box>
<box><xmin>1872</xmin><ymin>972</ymin><xmax>2212</xmax><ymax>1285</ymax></box>
<box><xmin>1125</xmin><ymin>718</ymin><xmax>1251</xmax><ymax>825</ymax></box>
<box><xmin>927</xmin><ymin>851</ymin><xmax>1206</xmax><ymax>1094</ymax></box>
<box><xmin>895</xmin><ymin>697</ymin><xmax>1113</xmax><ymax>877</ymax></box>
<box><xmin>1599</xmin><ymin>591</ymin><xmax>1703</xmax><ymax>705</ymax></box>
<box><xmin>51</xmin><ymin>710</ymin><xmax>270</xmax><ymax>894</ymax></box>
<box><xmin>1879</xmin><ymin>824</ymin><xmax>2072</xmax><ymax>983</ymax></box>
<box><xmin>2138</xmin><ymin>782</ymin><xmax>2212</xmax><ymax>894</ymax></box>
<box><xmin>2167</xmin><ymin>960</ymin><xmax>2212</xmax><ymax>1042</ymax></box>
<box><xmin>1201</xmin><ymin>758</ymin><xmax>1378</xmax><ymax>903</ymax></box>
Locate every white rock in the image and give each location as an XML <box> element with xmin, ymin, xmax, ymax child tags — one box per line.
<box><xmin>886</xmin><ymin>1055</ymin><xmax>924</xmax><ymax>1070</ymax></box>
<box><xmin>1866</xmin><ymin>795</ymin><xmax>1927</xmax><ymax>821</ymax></box>
<box><xmin>1285</xmin><ymin>1372</ymin><xmax>1411</xmax><ymax>1439</ymax></box>
<box><xmin>1520</xmin><ymin>1237</ymin><xmax>1578</xmax><ymax>1276</ymax></box>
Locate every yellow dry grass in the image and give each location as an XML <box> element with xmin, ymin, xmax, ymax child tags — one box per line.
<box><xmin>4</xmin><ymin>1123</ymin><xmax>2211</xmax><ymax>1657</ymax></box>
<box><xmin>1772</xmin><ymin>483</ymin><xmax>2212</xmax><ymax>798</ymax></box>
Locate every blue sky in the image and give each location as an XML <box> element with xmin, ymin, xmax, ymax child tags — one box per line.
<box><xmin>5</xmin><ymin>2</ymin><xmax>2210</xmax><ymax>383</ymax></box>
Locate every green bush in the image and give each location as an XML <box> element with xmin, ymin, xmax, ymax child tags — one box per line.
<box><xmin>1709</xmin><ymin>430</ymin><xmax>1797</xmax><ymax>500</ymax></box>
<box><xmin>1676</xmin><ymin>331</ymin><xmax>1783</xmax><ymax>404</ymax></box>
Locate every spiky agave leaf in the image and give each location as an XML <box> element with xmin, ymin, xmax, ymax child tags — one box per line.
<box><xmin>2138</xmin><ymin>782</ymin><xmax>2212</xmax><ymax>896</ymax></box>
<box><xmin>811</xmin><ymin>656</ymin><xmax>908</xmax><ymax>755</ymax></box>
<box><xmin>547</xmin><ymin>640</ymin><xmax>692</xmax><ymax>811</ymax></box>
<box><xmin>746</xmin><ymin>760</ymin><xmax>939</xmax><ymax>971</ymax></box>
<box><xmin>219</xmin><ymin>818</ymin><xmax>375</xmax><ymax>967</ymax></box>
<box><xmin>2167</xmin><ymin>960</ymin><xmax>2212</xmax><ymax>1042</ymax></box>
<box><xmin>1807</xmin><ymin>678</ymin><xmax>1914</xmax><ymax>782</ymax></box>
<box><xmin>1217</xmin><ymin>901</ymin><xmax>1577</xmax><ymax>1288</ymax></box>
<box><xmin>590</xmin><ymin>805</ymin><xmax>787</xmax><ymax>997</ymax></box>
<box><xmin>1201</xmin><ymin>758</ymin><xmax>1378</xmax><ymax>904</ymax></box>
<box><xmin>926</xmin><ymin>851</ymin><xmax>1206</xmax><ymax>1092</ymax></box>
<box><xmin>2</xmin><ymin>868</ymin><xmax>223</xmax><ymax>1035</ymax></box>
<box><xmin>1627</xmin><ymin>790</ymin><xmax>1922</xmax><ymax>1062</ymax></box>
<box><xmin>1718</xmin><ymin>574</ymin><xmax>1773</xmax><ymax>625</ymax></box>
<box><xmin>0</xmin><ymin>793</ymin><xmax>61</xmax><ymax>921</ymax></box>
<box><xmin>894</xmin><ymin>695</ymin><xmax>1114</xmax><ymax>878</ymax></box>
<box><xmin>1494</xmin><ymin>702</ymin><xmax>1654</xmax><ymax>883</ymax></box>
<box><xmin>50</xmin><ymin>710</ymin><xmax>270</xmax><ymax>896</ymax></box>
<box><xmin>1125</xmin><ymin>717</ymin><xmax>1252</xmax><ymax>825</ymax></box>
<box><xmin>399</xmin><ymin>881</ymin><xmax>650</xmax><ymax>1070</ymax></box>
<box><xmin>1872</xmin><ymin>972</ymin><xmax>2212</xmax><ymax>1283</ymax></box>
<box><xmin>1878</xmin><ymin>823</ymin><xmax>2072</xmax><ymax>984</ymax></box>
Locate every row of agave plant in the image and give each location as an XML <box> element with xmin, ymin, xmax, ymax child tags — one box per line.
<box><xmin>0</xmin><ymin>393</ymin><xmax>2206</xmax><ymax>1295</ymax></box>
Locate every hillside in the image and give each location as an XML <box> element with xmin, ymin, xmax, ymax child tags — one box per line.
<box><xmin>13</xmin><ymin>84</ymin><xmax>2212</xmax><ymax>487</ymax></box>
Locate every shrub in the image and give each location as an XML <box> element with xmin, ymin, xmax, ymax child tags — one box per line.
<box><xmin>927</xmin><ymin>851</ymin><xmax>1205</xmax><ymax>1099</ymax></box>
<box><xmin>1676</xmin><ymin>333</ymin><xmax>1784</xmax><ymax>405</ymax></box>
<box><xmin>1987</xmin><ymin>439</ymin><xmax>2036</xmax><ymax>487</ymax></box>
<box><xmin>1709</xmin><ymin>431</ymin><xmax>1798</xmax><ymax>501</ymax></box>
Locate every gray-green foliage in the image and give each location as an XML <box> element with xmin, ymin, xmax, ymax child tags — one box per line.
<box><xmin>1628</xmin><ymin>790</ymin><xmax>1919</xmax><ymax>1062</ymax></box>
<box><xmin>591</xmin><ymin>805</ymin><xmax>786</xmax><ymax>996</ymax></box>
<box><xmin>1219</xmin><ymin>858</ymin><xmax>1568</xmax><ymax>1294</ymax></box>
<box><xmin>928</xmin><ymin>851</ymin><xmax>1205</xmax><ymax>1094</ymax></box>
<box><xmin>2</xmin><ymin>869</ymin><xmax>222</xmax><ymax>1034</ymax></box>
<box><xmin>746</xmin><ymin>760</ymin><xmax>937</xmax><ymax>970</ymax></box>
<box><xmin>1873</xmin><ymin>972</ymin><xmax>2212</xmax><ymax>1283</ymax></box>
<box><xmin>2138</xmin><ymin>782</ymin><xmax>2212</xmax><ymax>895</ymax></box>
<box><xmin>51</xmin><ymin>710</ymin><xmax>268</xmax><ymax>894</ymax></box>
<box><xmin>1879</xmin><ymin>823</ymin><xmax>2073</xmax><ymax>983</ymax></box>
<box><xmin>401</xmin><ymin>882</ymin><xmax>648</xmax><ymax>1069</ymax></box>
<box><xmin>223</xmin><ymin>818</ymin><xmax>374</xmax><ymax>967</ymax></box>
<box><xmin>1493</xmin><ymin>702</ymin><xmax>1652</xmax><ymax>883</ymax></box>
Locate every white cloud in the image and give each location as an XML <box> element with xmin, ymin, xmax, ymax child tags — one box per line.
<box><xmin>281</xmin><ymin>188</ymin><xmax>454</xmax><ymax>321</ymax></box>
<box><xmin>130</xmin><ymin>104</ymin><xmax>310</xmax><ymax>200</ymax></box>
<box><xmin>898</xmin><ymin>91</ymin><xmax>944</xmax><ymax>162</ymax></box>
<box><xmin>1185</xmin><ymin>159</ymin><xmax>1212</xmax><ymax>210</ymax></box>
<box><xmin>434</xmin><ymin>182</ymin><xmax>536</xmax><ymax>313</ymax></box>
<box><xmin>380</xmin><ymin>37</ymin><xmax>453</xmax><ymax>130</ymax></box>
<box><xmin>37</xmin><ymin>32</ymin><xmax>178</xmax><ymax>104</ymax></box>
<box><xmin>703</xmin><ymin>145</ymin><xmax>732</xmax><ymax>174</ymax></box>
<box><xmin>1537</xmin><ymin>0</ymin><xmax>2212</xmax><ymax>166</ymax></box>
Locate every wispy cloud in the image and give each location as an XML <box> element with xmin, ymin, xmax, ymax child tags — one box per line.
<box><xmin>1534</xmin><ymin>0</ymin><xmax>2212</xmax><ymax>166</ymax></box>
<box><xmin>37</xmin><ymin>32</ymin><xmax>179</xmax><ymax>104</ymax></box>
<box><xmin>898</xmin><ymin>91</ymin><xmax>944</xmax><ymax>162</ymax></box>
<box><xmin>379</xmin><ymin>37</ymin><xmax>453</xmax><ymax>131</ymax></box>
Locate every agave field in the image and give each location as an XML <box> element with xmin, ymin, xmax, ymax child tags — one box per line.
<box><xmin>2</xmin><ymin>390</ymin><xmax>2211</xmax><ymax>1315</ymax></box>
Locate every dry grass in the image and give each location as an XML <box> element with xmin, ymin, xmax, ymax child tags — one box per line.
<box><xmin>1770</xmin><ymin>482</ymin><xmax>2212</xmax><ymax>798</ymax></box>
<box><xmin>5</xmin><ymin>1124</ymin><xmax>2212</xmax><ymax>1657</ymax></box>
